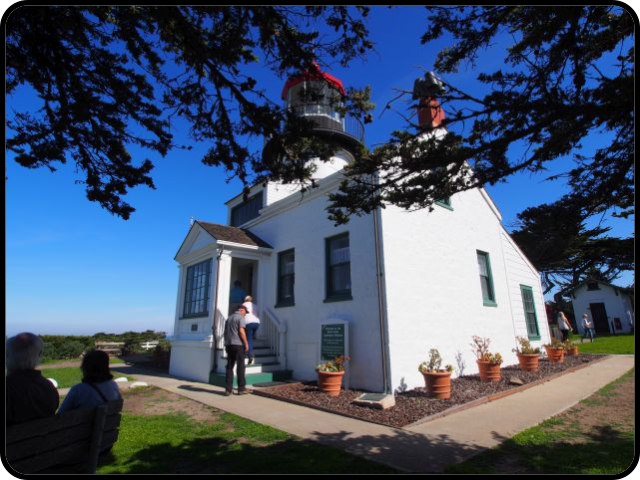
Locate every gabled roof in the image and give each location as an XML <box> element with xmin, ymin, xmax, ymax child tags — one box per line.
<box><xmin>195</xmin><ymin>221</ymin><xmax>272</xmax><ymax>249</ymax></box>
<box><xmin>174</xmin><ymin>221</ymin><xmax>272</xmax><ymax>260</ymax></box>
<box><xmin>564</xmin><ymin>281</ymin><xmax>634</xmax><ymax>296</ymax></box>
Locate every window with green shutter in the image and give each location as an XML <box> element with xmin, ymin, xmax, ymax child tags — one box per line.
<box><xmin>276</xmin><ymin>249</ymin><xmax>295</xmax><ymax>307</ymax></box>
<box><xmin>325</xmin><ymin>233</ymin><xmax>352</xmax><ymax>302</ymax></box>
<box><xmin>520</xmin><ymin>285</ymin><xmax>540</xmax><ymax>339</ymax></box>
<box><xmin>477</xmin><ymin>250</ymin><xmax>497</xmax><ymax>306</ymax></box>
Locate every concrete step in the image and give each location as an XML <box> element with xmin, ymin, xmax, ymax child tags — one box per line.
<box><xmin>246</xmin><ymin>361</ymin><xmax>282</xmax><ymax>374</ymax></box>
<box><xmin>209</xmin><ymin>369</ymin><xmax>293</xmax><ymax>388</ymax></box>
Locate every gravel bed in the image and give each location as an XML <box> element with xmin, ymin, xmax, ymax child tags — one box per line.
<box><xmin>254</xmin><ymin>354</ymin><xmax>606</xmax><ymax>428</ymax></box>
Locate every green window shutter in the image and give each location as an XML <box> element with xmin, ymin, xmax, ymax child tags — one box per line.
<box><xmin>276</xmin><ymin>249</ymin><xmax>295</xmax><ymax>307</ymax></box>
<box><xmin>520</xmin><ymin>285</ymin><xmax>540</xmax><ymax>339</ymax></box>
<box><xmin>477</xmin><ymin>250</ymin><xmax>497</xmax><ymax>306</ymax></box>
<box><xmin>325</xmin><ymin>233</ymin><xmax>352</xmax><ymax>302</ymax></box>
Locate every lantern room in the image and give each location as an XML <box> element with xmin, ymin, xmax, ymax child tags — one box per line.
<box><xmin>281</xmin><ymin>62</ymin><xmax>364</xmax><ymax>147</ymax></box>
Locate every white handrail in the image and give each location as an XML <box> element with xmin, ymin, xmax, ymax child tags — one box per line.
<box><xmin>262</xmin><ymin>307</ymin><xmax>287</xmax><ymax>369</ymax></box>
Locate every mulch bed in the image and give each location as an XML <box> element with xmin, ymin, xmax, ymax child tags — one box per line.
<box><xmin>253</xmin><ymin>354</ymin><xmax>607</xmax><ymax>429</ymax></box>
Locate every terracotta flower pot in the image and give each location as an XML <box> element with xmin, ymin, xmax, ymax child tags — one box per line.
<box><xmin>517</xmin><ymin>353</ymin><xmax>540</xmax><ymax>372</ymax></box>
<box><xmin>477</xmin><ymin>360</ymin><xmax>501</xmax><ymax>382</ymax></box>
<box><xmin>317</xmin><ymin>371</ymin><xmax>345</xmax><ymax>397</ymax></box>
<box><xmin>422</xmin><ymin>371</ymin><xmax>452</xmax><ymax>399</ymax></box>
<box><xmin>545</xmin><ymin>346</ymin><xmax>565</xmax><ymax>363</ymax></box>
<box><xmin>566</xmin><ymin>346</ymin><xmax>579</xmax><ymax>356</ymax></box>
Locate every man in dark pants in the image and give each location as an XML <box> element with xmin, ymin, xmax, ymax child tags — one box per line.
<box><xmin>224</xmin><ymin>304</ymin><xmax>250</xmax><ymax>395</ymax></box>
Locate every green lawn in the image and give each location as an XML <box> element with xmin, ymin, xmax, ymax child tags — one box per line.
<box><xmin>97</xmin><ymin>389</ymin><xmax>396</xmax><ymax>474</ymax></box>
<box><xmin>39</xmin><ymin>366</ymin><xmax>133</xmax><ymax>389</ymax></box>
<box><xmin>41</xmin><ymin>357</ymin><xmax>126</xmax><ymax>365</ymax></box>
<box><xmin>571</xmin><ymin>333</ymin><xmax>634</xmax><ymax>355</ymax></box>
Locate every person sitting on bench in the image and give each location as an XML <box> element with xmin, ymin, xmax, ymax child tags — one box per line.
<box><xmin>58</xmin><ymin>350</ymin><xmax>122</xmax><ymax>413</ymax></box>
<box><xmin>6</xmin><ymin>332</ymin><xmax>59</xmax><ymax>425</ymax></box>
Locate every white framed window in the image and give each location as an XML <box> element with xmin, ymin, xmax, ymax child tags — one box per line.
<box><xmin>326</xmin><ymin>233</ymin><xmax>351</xmax><ymax>302</ymax></box>
<box><xmin>183</xmin><ymin>259</ymin><xmax>211</xmax><ymax>317</ymax></box>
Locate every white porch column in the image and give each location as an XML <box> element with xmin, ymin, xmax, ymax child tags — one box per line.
<box><xmin>172</xmin><ymin>264</ymin><xmax>186</xmax><ymax>335</ymax></box>
<box><xmin>213</xmin><ymin>250</ymin><xmax>233</xmax><ymax>350</ymax></box>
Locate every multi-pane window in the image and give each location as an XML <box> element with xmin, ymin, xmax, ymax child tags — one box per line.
<box><xmin>277</xmin><ymin>249</ymin><xmax>295</xmax><ymax>306</ymax></box>
<box><xmin>183</xmin><ymin>259</ymin><xmax>211</xmax><ymax>317</ymax></box>
<box><xmin>230</xmin><ymin>192</ymin><xmax>263</xmax><ymax>227</ymax></box>
<box><xmin>326</xmin><ymin>233</ymin><xmax>351</xmax><ymax>301</ymax></box>
<box><xmin>477</xmin><ymin>250</ymin><xmax>496</xmax><ymax>306</ymax></box>
<box><xmin>520</xmin><ymin>285</ymin><xmax>540</xmax><ymax>338</ymax></box>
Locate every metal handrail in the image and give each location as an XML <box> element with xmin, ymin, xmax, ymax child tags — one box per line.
<box><xmin>290</xmin><ymin>107</ymin><xmax>365</xmax><ymax>144</ymax></box>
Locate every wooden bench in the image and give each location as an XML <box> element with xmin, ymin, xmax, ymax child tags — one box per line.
<box><xmin>94</xmin><ymin>341</ymin><xmax>125</xmax><ymax>356</ymax></box>
<box><xmin>6</xmin><ymin>399</ymin><xmax>123</xmax><ymax>474</ymax></box>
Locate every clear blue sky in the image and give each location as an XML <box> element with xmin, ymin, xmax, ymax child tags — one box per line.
<box><xmin>5</xmin><ymin>6</ymin><xmax>634</xmax><ymax>336</ymax></box>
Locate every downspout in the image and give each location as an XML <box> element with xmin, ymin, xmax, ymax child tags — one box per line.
<box><xmin>212</xmin><ymin>247</ymin><xmax>224</xmax><ymax>373</ymax></box>
<box><xmin>373</xmin><ymin>202</ymin><xmax>391</xmax><ymax>394</ymax></box>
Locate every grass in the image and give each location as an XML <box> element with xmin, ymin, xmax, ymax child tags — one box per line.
<box><xmin>39</xmin><ymin>365</ymin><xmax>134</xmax><ymax>389</ymax></box>
<box><xmin>445</xmin><ymin>368</ymin><xmax>635</xmax><ymax>474</ymax></box>
<box><xmin>41</xmin><ymin>356</ymin><xmax>126</xmax><ymax>365</ymax></box>
<box><xmin>97</xmin><ymin>388</ymin><xmax>397</xmax><ymax>474</ymax></box>
<box><xmin>571</xmin><ymin>333</ymin><xmax>634</xmax><ymax>355</ymax></box>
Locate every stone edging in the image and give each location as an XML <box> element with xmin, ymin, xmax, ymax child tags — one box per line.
<box><xmin>251</xmin><ymin>388</ymin><xmax>405</xmax><ymax>430</ymax></box>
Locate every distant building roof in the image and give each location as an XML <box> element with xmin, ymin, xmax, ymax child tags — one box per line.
<box><xmin>564</xmin><ymin>281</ymin><xmax>634</xmax><ymax>297</ymax></box>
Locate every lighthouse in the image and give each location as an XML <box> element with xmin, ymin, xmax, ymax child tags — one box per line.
<box><xmin>268</xmin><ymin>62</ymin><xmax>364</xmax><ymax>181</ymax></box>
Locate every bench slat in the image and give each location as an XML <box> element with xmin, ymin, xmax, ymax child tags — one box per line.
<box><xmin>6</xmin><ymin>399</ymin><xmax>123</xmax><ymax>474</ymax></box>
<box><xmin>7</xmin><ymin>422</ymin><xmax>93</xmax><ymax>461</ymax></box>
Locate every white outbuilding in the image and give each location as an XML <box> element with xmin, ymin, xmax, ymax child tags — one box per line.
<box><xmin>568</xmin><ymin>281</ymin><xmax>634</xmax><ymax>335</ymax></box>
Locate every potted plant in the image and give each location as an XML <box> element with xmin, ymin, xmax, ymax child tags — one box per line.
<box><xmin>315</xmin><ymin>355</ymin><xmax>350</xmax><ymax>396</ymax></box>
<box><xmin>544</xmin><ymin>338</ymin><xmax>565</xmax><ymax>363</ymax></box>
<box><xmin>418</xmin><ymin>349</ymin><xmax>454</xmax><ymax>399</ymax></box>
<box><xmin>563</xmin><ymin>339</ymin><xmax>579</xmax><ymax>356</ymax></box>
<box><xmin>471</xmin><ymin>335</ymin><xmax>503</xmax><ymax>382</ymax></box>
<box><xmin>513</xmin><ymin>336</ymin><xmax>541</xmax><ymax>372</ymax></box>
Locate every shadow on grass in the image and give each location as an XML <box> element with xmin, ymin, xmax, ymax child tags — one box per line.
<box><xmin>97</xmin><ymin>413</ymin><xmax>507</xmax><ymax>473</ymax></box>
<box><xmin>98</xmin><ymin>435</ymin><xmax>402</xmax><ymax>474</ymax></box>
<box><xmin>444</xmin><ymin>424</ymin><xmax>635</xmax><ymax>474</ymax></box>
<box><xmin>293</xmin><ymin>429</ymin><xmax>508</xmax><ymax>473</ymax></box>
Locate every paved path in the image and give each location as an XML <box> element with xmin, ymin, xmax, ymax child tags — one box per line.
<box><xmin>110</xmin><ymin>355</ymin><xmax>634</xmax><ymax>473</ymax></box>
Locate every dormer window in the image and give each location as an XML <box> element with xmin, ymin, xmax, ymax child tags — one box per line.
<box><xmin>230</xmin><ymin>191</ymin><xmax>263</xmax><ymax>227</ymax></box>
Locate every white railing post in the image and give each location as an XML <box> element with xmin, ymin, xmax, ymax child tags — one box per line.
<box><xmin>263</xmin><ymin>307</ymin><xmax>287</xmax><ymax>369</ymax></box>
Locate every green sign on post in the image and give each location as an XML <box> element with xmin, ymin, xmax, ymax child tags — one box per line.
<box><xmin>321</xmin><ymin>323</ymin><xmax>346</xmax><ymax>360</ymax></box>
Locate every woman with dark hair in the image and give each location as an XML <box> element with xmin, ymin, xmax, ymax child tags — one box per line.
<box><xmin>57</xmin><ymin>349</ymin><xmax>122</xmax><ymax>413</ymax></box>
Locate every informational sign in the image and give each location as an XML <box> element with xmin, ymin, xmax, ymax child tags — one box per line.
<box><xmin>320</xmin><ymin>323</ymin><xmax>347</xmax><ymax>360</ymax></box>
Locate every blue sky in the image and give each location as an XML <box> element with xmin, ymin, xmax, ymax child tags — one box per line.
<box><xmin>5</xmin><ymin>6</ymin><xmax>634</xmax><ymax>336</ymax></box>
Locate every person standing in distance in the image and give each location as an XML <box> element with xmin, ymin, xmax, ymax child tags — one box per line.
<box><xmin>557</xmin><ymin>311</ymin><xmax>573</xmax><ymax>342</ymax></box>
<box><xmin>581</xmin><ymin>313</ymin><xmax>595</xmax><ymax>343</ymax></box>
<box><xmin>224</xmin><ymin>304</ymin><xmax>250</xmax><ymax>396</ymax></box>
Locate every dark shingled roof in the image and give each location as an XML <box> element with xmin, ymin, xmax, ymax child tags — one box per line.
<box><xmin>196</xmin><ymin>221</ymin><xmax>272</xmax><ymax>249</ymax></box>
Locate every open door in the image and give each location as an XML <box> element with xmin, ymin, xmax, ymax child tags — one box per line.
<box><xmin>229</xmin><ymin>258</ymin><xmax>258</xmax><ymax>315</ymax></box>
<box><xmin>589</xmin><ymin>303</ymin><xmax>610</xmax><ymax>334</ymax></box>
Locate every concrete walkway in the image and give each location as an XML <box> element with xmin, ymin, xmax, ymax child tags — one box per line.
<box><xmin>110</xmin><ymin>355</ymin><xmax>634</xmax><ymax>473</ymax></box>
